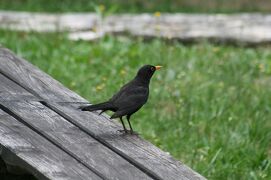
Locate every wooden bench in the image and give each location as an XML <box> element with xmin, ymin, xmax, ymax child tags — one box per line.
<box><xmin>0</xmin><ymin>47</ymin><xmax>206</xmax><ymax>180</ymax></box>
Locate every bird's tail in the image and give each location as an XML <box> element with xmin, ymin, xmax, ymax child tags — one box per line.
<box><xmin>79</xmin><ymin>101</ymin><xmax>113</xmax><ymax>112</ymax></box>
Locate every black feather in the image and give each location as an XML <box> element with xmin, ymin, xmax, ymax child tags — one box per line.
<box><xmin>79</xmin><ymin>102</ymin><xmax>113</xmax><ymax>112</ymax></box>
<box><xmin>79</xmin><ymin>65</ymin><xmax>160</xmax><ymax>133</ymax></box>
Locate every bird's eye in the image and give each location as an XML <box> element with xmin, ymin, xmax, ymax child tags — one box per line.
<box><xmin>151</xmin><ymin>67</ymin><xmax>155</xmax><ymax>71</ymax></box>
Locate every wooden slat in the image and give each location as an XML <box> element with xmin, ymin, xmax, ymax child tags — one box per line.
<box><xmin>0</xmin><ymin>109</ymin><xmax>101</xmax><ymax>180</ymax></box>
<box><xmin>0</xmin><ymin>48</ymin><xmax>85</xmax><ymax>102</ymax></box>
<box><xmin>0</xmin><ymin>101</ymin><xmax>151</xmax><ymax>180</ymax></box>
<box><xmin>0</xmin><ymin>47</ymin><xmax>206</xmax><ymax>179</ymax></box>
<box><xmin>0</xmin><ymin>73</ymin><xmax>38</xmax><ymax>101</ymax></box>
<box><xmin>50</xmin><ymin>103</ymin><xmax>203</xmax><ymax>180</ymax></box>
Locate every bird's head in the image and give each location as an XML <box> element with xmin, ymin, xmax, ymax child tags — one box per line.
<box><xmin>135</xmin><ymin>65</ymin><xmax>162</xmax><ymax>83</ymax></box>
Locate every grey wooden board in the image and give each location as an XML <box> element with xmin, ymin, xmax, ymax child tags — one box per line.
<box><xmin>51</xmin><ymin>103</ymin><xmax>204</xmax><ymax>180</ymax></box>
<box><xmin>0</xmin><ymin>101</ymin><xmax>151</xmax><ymax>180</ymax></box>
<box><xmin>0</xmin><ymin>48</ymin><xmax>85</xmax><ymax>103</ymax></box>
<box><xmin>0</xmin><ymin>73</ymin><xmax>38</xmax><ymax>101</ymax></box>
<box><xmin>0</xmin><ymin>109</ymin><xmax>101</xmax><ymax>180</ymax></box>
<box><xmin>0</xmin><ymin>47</ymin><xmax>206</xmax><ymax>179</ymax></box>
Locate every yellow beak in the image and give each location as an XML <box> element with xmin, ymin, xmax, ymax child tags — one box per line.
<box><xmin>155</xmin><ymin>66</ymin><xmax>162</xmax><ymax>70</ymax></box>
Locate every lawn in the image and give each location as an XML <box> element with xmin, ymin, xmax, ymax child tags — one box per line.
<box><xmin>0</xmin><ymin>30</ymin><xmax>270</xmax><ymax>179</ymax></box>
<box><xmin>1</xmin><ymin>0</ymin><xmax>271</xmax><ymax>13</ymax></box>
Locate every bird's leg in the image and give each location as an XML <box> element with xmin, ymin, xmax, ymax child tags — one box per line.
<box><xmin>118</xmin><ymin>117</ymin><xmax>128</xmax><ymax>133</ymax></box>
<box><xmin>127</xmin><ymin>115</ymin><xmax>134</xmax><ymax>134</ymax></box>
<box><xmin>126</xmin><ymin>115</ymin><xmax>139</xmax><ymax>135</ymax></box>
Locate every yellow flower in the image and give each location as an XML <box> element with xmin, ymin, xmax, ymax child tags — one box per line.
<box><xmin>120</xmin><ymin>69</ymin><xmax>126</xmax><ymax>76</ymax></box>
<box><xmin>259</xmin><ymin>63</ymin><xmax>264</xmax><ymax>72</ymax></box>
<box><xmin>154</xmin><ymin>11</ymin><xmax>161</xmax><ymax>17</ymax></box>
<box><xmin>95</xmin><ymin>83</ymin><xmax>105</xmax><ymax>91</ymax></box>
<box><xmin>99</xmin><ymin>4</ymin><xmax>105</xmax><ymax>12</ymax></box>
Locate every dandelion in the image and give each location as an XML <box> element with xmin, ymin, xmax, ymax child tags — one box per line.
<box><xmin>99</xmin><ymin>4</ymin><xmax>105</xmax><ymax>12</ymax></box>
<box><xmin>95</xmin><ymin>83</ymin><xmax>105</xmax><ymax>91</ymax></box>
<box><xmin>120</xmin><ymin>69</ymin><xmax>126</xmax><ymax>76</ymax></box>
<box><xmin>154</xmin><ymin>11</ymin><xmax>161</xmax><ymax>17</ymax></box>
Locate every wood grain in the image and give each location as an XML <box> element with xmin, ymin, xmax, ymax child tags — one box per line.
<box><xmin>0</xmin><ymin>47</ymin><xmax>206</xmax><ymax>179</ymax></box>
<box><xmin>0</xmin><ymin>48</ymin><xmax>85</xmax><ymax>102</ymax></box>
<box><xmin>0</xmin><ymin>73</ymin><xmax>38</xmax><ymax>102</ymax></box>
<box><xmin>0</xmin><ymin>109</ymin><xmax>101</xmax><ymax>180</ymax></box>
<box><xmin>0</xmin><ymin>101</ymin><xmax>151</xmax><ymax>180</ymax></box>
<box><xmin>51</xmin><ymin>103</ymin><xmax>204</xmax><ymax>180</ymax></box>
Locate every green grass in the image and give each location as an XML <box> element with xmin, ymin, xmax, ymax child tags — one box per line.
<box><xmin>1</xmin><ymin>0</ymin><xmax>271</xmax><ymax>13</ymax></box>
<box><xmin>0</xmin><ymin>30</ymin><xmax>270</xmax><ymax>179</ymax></box>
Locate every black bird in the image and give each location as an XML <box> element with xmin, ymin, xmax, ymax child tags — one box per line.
<box><xmin>80</xmin><ymin>65</ymin><xmax>162</xmax><ymax>134</ymax></box>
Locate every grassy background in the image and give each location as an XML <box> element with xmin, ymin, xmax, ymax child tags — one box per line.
<box><xmin>1</xmin><ymin>0</ymin><xmax>271</xmax><ymax>13</ymax></box>
<box><xmin>1</xmin><ymin>0</ymin><xmax>271</xmax><ymax>179</ymax></box>
<box><xmin>0</xmin><ymin>30</ymin><xmax>270</xmax><ymax>179</ymax></box>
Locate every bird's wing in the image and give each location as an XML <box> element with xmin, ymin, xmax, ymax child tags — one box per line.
<box><xmin>109</xmin><ymin>81</ymin><xmax>133</xmax><ymax>102</ymax></box>
<box><xmin>110</xmin><ymin>86</ymin><xmax>149</xmax><ymax>118</ymax></box>
<box><xmin>111</xmin><ymin>85</ymin><xmax>149</xmax><ymax>110</ymax></box>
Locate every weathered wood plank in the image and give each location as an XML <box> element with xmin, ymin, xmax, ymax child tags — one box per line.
<box><xmin>0</xmin><ymin>48</ymin><xmax>85</xmax><ymax>102</ymax></box>
<box><xmin>0</xmin><ymin>11</ymin><xmax>97</xmax><ymax>32</ymax></box>
<box><xmin>51</xmin><ymin>103</ymin><xmax>203</xmax><ymax>180</ymax></box>
<box><xmin>0</xmin><ymin>73</ymin><xmax>38</xmax><ymax>101</ymax></box>
<box><xmin>0</xmin><ymin>109</ymin><xmax>101</xmax><ymax>180</ymax></box>
<box><xmin>1</xmin><ymin>11</ymin><xmax>271</xmax><ymax>44</ymax></box>
<box><xmin>0</xmin><ymin>47</ymin><xmax>206</xmax><ymax>179</ymax></box>
<box><xmin>0</xmin><ymin>101</ymin><xmax>151</xmax><ymax>180</ymax></box>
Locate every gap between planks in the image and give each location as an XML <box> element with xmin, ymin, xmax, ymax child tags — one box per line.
<box><xmin>0</xmin><ymin>109</ymin><xmax>102</xmax><ymax>180</ymax></box>
<box><xmin>0</xmin><ymin>48</ymin><xmax>206</xmax><ymax>180</ymax></box>
<box><xmin>0</xmin><ymin>103</ymin><xmax>107</xmax><ymax>180</ymax></box>
<box><xmin>0</xmin><ymin>71</ymin><xmax>160</xmax><ymax>179</ymax></box>
<box><xmin>0</xmin><ymin>71</ymin><xmax>163</xmax><ymax>180</ymax></box>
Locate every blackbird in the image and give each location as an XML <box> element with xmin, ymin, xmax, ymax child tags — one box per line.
<box><xmin>80</xmin><ymin>65</ymin><xmax>162</xmax><ymax>134</ymax></box>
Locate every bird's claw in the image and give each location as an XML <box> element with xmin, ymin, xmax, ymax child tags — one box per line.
<box><xmin>130</xmin><ymin>131</ymin><xmax>139</xmax><ymax>135</ymax></box>
<box><xmin>117</xmin><ymin>129</ymin><xmax>139</xmax><ymax>135</ymax></box>
<box><xmin>117</xmin><ymin>129</ymin><xmax>128</xmax><ymax>133</ymax></box>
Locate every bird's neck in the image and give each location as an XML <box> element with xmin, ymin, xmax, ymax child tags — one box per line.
<box><xmin>134</xmin><ymin>76</ymin><xmax>150</xmax><ymax>86</ymax></box>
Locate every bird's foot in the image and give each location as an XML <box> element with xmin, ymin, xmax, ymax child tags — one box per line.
<box><xmin>117</xmin><ymin>129</ymin><xmax>129</xmax><ymax>134</ymax></box>
<box><xmin>117</xmin><ymin>129</ymin><xmax>139</xmax><ymax>135</ymax></box>
<box><xmin>130</xmin><ymin>130</ymin><xmax>139</xmax><ymax>136</ymax></box>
